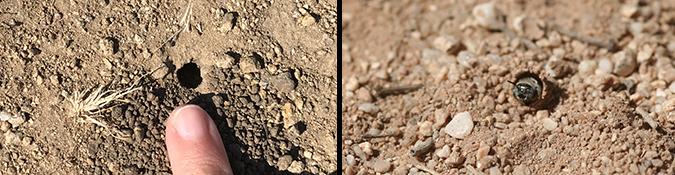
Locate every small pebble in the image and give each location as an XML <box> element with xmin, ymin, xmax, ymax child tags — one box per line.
<box><xmin>443</xmin><ymin>112</ymin><xmax>474</xmax><ymax>139</ymax></box>
<box><xmin>544</xmin><ymin>60</ymin><xmax>573</xmax><ymax>78</ymax></box>
<box><xmin>355</xmin><ymin>88</ymin><xmax>373</xmax><ymax>102</ymax></box>
<box><xmin>472</xmin><ymin>2</ymin><xmax>506</xmax><ymax>30</ymax></box>
<box><xmin>417</xmin><ymin>121</ymin><xmax>433</xmax><ymax>137</ymax></box>
<box><xmin>637</xmin><ymin>44</ymin><xmax>654</xmax><ymax>63</ymax></box>
<box><xmin>277</xmin><ymin>155</ymin><xmax>294</xmax><ymax>171</ymax></box>
<box><xmin>433</xmin><ymin>108</ymin><xmax>449</xmax><ymax>128</ymax></box>
<box><xmin>239</xmin><ymin>55</ymin><xmax>263</xmax><ymax>73</ymax></box>
<box><xmin>357</xmin><ymin>103</ymin><xmax>379</xmax><ymax>115</ymax></box>
<box><xmin>432</xmin><ymin>35</ymin><xmax>463</xmax><ymax>55</ymax></box>
<box><xmin>612</xmin><ymin>50</ymin><xmax>637</xmax><ymax>77</ymax></box>
<box><xmin>596</xmin><ymin>58</ymin><xmax>613</xmax><ymax>75</ymax></box>
<box><xmin>435</xmin><ymin>145</ymin><xmax>450</xmax><ymax>158</ymax></box>
<box><xmin>371</xmin><ymin>159</ymin><xmax>392</xmax><ymax>173</ymax></box>
<box><xmin>577</xmin><ymin>60</ymin><xmax>597</xmax><ymax>75</ymax></box>
<box><xmin>457</xmin><ymin>51</ymin><xmax>476</xmax><ymax>68</ymax></box>
<box><xmin>345</xmin><ymin>77</ymin><xmax>359</xmax><ymax>91</ymax></box>
<box><xmin>542</xmin><ymin>118</ymin><xmax>558</xmax><ymax>131</ymax></box>
<box><xmin>358</xmin><ymin>142</ymin><xmax>373</xmax><ymax>156</ymax></box>
<box><xmin>446</xmin><ymin>152</ymin><xmax>465</xmax><ymax>167</ymax></box>
<box><xmin>7</xmin><ymin>114</ymin><xmax>25</xmax><ymax>128</ymax></box>
<box><xmin>298</xmin><ymin>15</ymin><xmax>316</xmax><ymax>27</ymax></box>
<box><xmin>287</xmin><ymin>161</ymin><xmax>304</xmax><ymax>174</ymax></box>
<box><xmin>476</xmin><ymin>144</ymin><xmax>491</xmax><ymax>160</ymax></box>
<box><xmin>620</xmin><ymin>4</ymin><xmax>638</xmax><ymax>18</ymax></box>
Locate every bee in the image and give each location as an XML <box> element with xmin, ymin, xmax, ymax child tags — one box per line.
<box><xmin>510</xmin><ymin>72</ymin><xmax>543</xmax><ymax>105</ymax></box>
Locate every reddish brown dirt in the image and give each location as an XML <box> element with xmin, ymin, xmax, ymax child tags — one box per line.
<box><xmin>342</xmin><ymin>0</ymin><xmax>675</xmax><ymax>174</ymax></box>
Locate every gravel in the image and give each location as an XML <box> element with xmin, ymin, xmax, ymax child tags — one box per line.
<box><xmin>443</xmin><ymin>112</ymin><xmax>474</xmax><ymax>139</ymax></box>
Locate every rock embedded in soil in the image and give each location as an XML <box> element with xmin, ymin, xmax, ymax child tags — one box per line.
<box><xmin>277</xmin><ymin>155</ymin><xmax>293</xmax><ymax>171</ymax></box>
<box><xmin>218</xmin><ymin>12</ymin><xmax>236</xmax><ymax>33</ymax></box>
<box><xmin>239</xmin><ymin>55</ymin><xmax>263</xmax><ymax>73</ymax></box>
<box><xmin>287</xmin><ymin>160</ymin><xmax>304</xmax><ymax>174</ymax></box>
<box><xmin>371</xmin><ymin>159</ymin><xmax>392</xmax><ymax>173</ymax></box>
<box><xmin>270</xmin><ymin>71</ymin><xmax>297</xmax><ymax>94</ymax></box>
<box><xmin>443</xmin><ymin>112</ymin><xmax>474</xmax><ymax>139</ymax></box>
<box><xmin>299</xmin><ymin>15</ymin><xmax>316</xmax><ymax>27</ymax></box>
<box><xmin>612</xmin><ymin>50</ymin><xmax>637</xmax><ymax>77</ymax></box>
<box><xmin>472</xmin><ymin>2</ymin><xmax>506</xmax><ymax>30</ymax></box>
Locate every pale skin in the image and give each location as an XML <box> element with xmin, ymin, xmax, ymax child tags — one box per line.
<box><xmin>165</xmin><ymin>105</ymin><xmax>234</xmax><ymax>175</ymax></box>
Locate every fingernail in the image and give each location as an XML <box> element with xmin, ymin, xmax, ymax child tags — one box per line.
<box><xmin>172</xmin><ymin>105</ymin><xmax>212</xmax><ymax>140</ymax></box>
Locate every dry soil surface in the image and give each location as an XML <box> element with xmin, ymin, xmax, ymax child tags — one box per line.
<box><xmin>0</xmin><ymin>0</ymin><xmax>337</xmax><ymax>174</ymax></box>
<box><xmin>342</xmin><ymin>0</ymin><xmax>675</xmax><ymax>174</ymax></box>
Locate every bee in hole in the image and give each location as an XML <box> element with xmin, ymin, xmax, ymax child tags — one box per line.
<box><xmin>509</xmin><ymin>72</ymin><xmax>543</xmax><ymax>105</ymax></box>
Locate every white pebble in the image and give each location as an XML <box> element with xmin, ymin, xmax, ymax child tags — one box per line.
<box><xmin>444</xmin><ymin>112</ymin><xmax>474</xmax><ymax>139</ymax></box>
<box><xmin>457</xmin><ymin>51</ymin><xmax>476</xmax><ymax>68</ymax></box>
<box><xmin>578</xmin><ymin>60</ymin><xmax>597</xmax><ymax>75</ymax></box>
<box><xmin>596</xmin><ymin>58</ymin><xmax>613</xmax><ymax>75</ymax></box>
<box><xmin>472</xmin><ymin>2</ymin><xmax>506</xmax><ymax>30</ymax></box>
<box><xmin>0</xmin><ymin>112</ymin><xmax>12</xmax><ymax>121</ymax></box>
<box><xmin>542</xmin><ymin>118</ymin><xmax>558</xmax><ymax>131</ymax></box>
<box><xmin>435</xmin><ymin>145</ymin><xmax>450</xmax><ymax>158</ymax></box>
<box><xmin>612</xmin><ymin>50</ymin><xmax>637</xmax><ymax>77</ymax></box>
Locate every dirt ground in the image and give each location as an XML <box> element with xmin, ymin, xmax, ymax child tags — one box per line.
<box><xmin>342</xmin><ymin>0</ymin><xmax>675</xmax><ymax>174</ymax></box>
<box><xmin>0</xmin><ymin>0</ymin><xmax>337</xmax><ymax>174</ymax></box>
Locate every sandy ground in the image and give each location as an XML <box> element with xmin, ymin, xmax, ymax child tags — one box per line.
<box><xmin>342</xmin><ymin>0</ymin><xmax>675</xmax><ymax>174</ymax></box>
<box><xmin>0</xmin><ymin>0</ymin><xmax>337</xmax><ymax>174</ymax></box>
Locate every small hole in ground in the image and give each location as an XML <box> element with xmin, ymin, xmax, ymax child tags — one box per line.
<box><xmin>177</xmin><ymin>62</ymin><xmax>202</xmax><ymax>89</ymax></box>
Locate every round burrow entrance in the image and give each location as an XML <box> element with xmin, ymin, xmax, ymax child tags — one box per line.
<box><xmin>177</xmin><ymin>62</ymin><xmax>202</xmax><ymax>89</ymax></box>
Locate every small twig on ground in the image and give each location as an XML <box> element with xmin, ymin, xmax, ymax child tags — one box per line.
<box><xmin>414</xmin><ymin>164</ymin><xmax>441</xmax><ymax>175</ymax></box>
<box><xmin>152</xmin><ymin>1</ymin><xmax>193</xmax><ymax>54</ymax></box>
<box><xmin>636</xmin><ymin>107</ymin><xmax>659</xmax><ymax>129</ymax></box>
<box><xmin>374</xmin><ymin>84</ymin><xmax>423</xmax><ymax>98</ymax></box>
<box><xmin>550</xmin><ymin>24</ymin><xmax>616</xmax><ymax>51</ymax></box>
